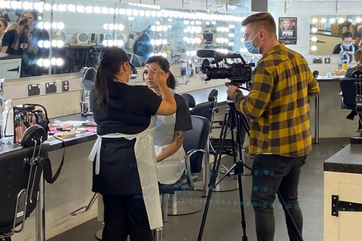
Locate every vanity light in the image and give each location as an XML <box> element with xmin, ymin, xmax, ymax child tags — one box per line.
<box><xmin>38</xmin><ymin>22</ymin><xmax>44</xmax><ymax>29</ymax></box>
<box><xmin>101</xmin><ymin>7</ymin><xmax>109</xmax><ymax>14</ymax></box>
<box><xmin>93</xmin><ymin>6</ymin><xmax>101</xmax><ymax>14</ymax></box>
<box><xmin>43</xmin><ymin>22</ymin><xmax>51</xmax><ymax>30</ymax></box>
<box><xmin>22</xmin><ymin>2</ymin><xmax>33</xmax><ymax>10</ymax></box>
<box><xmin>37</xmin><ymin>59</ymin><xmax>43</xmax><ymax>67</ymax></box>
<box><xmin>338</xmin><ymin>17</ymin><xmax>344</xmax><ymax>24</ymax></box>
<box><xmin>311</xmin><ymin>45</ymin><xmax>317</xmax><ymax>51</ymax></box>
<box><xmin>126</xmin><ymin>9</ymin><xmax>132</xmax><ymax>16</ymax></box>
<box><xmin>151</xmin><ymin>11</ymin><xmax>157</xmax><ymax>17</ymax></box>
<box><xmin>56</xmin><ymin>58</ymin><xmax>64</xmax><ymax>67</ymax></box>
<box><xmin>108</xmin><ymin>24</ymin><xmax>114</xmax><ymax>31</ymax></box>
<box><xmin>43</xmin><ymin>59</ymin><xmax>50</xmax><ymax>68</ymax></box>
<box><xmin>85</xmin><ymin>6</ymin><xmax>93</xmax><ymax>14</ymax></box>
<box><xmin>56</xmin><ymin>40</ymin><xmax>64</xmax><ymax>48</ymax></box>
<box><xmin>118</xmin><ymin>24</ymin><xmax>124</xmax><ymax>31</ymax></box>
<box><xmin>119</xmin><ymin>8</ymin><xmax>126</xmax><ymax>15</ymax></box>
<box><xmin>44</xmin><ymin>3</ymin><xmax>51</xmax><ymax>11</ymax></box>
<box><xmin>311</xmin><ymin>27</ymin><xmax>318</xmax><ymax>33</ymax></box>
<box><xmin>133</xmin><ymin>9</ymin><xmax>139</xmax><ymax>16</ymax></box>
<box><xmin>38</xmin><ymin>40</ymin><xmax>44</xmax><ymax>48</ymax></box>
<box><xmin>229</xmin><ymin>24</ymin><xmax>235</xmax><ymax>29</ymax></box>
<box><xmin>228</xmin><ymin>42</ymin><xmax>234</xmax><ymax>47</ymax></box>
<box><xmin>58</xmin><ymin>4</ymin><xmax>67</xmax><ymax>12</ymax></box>
<box><xmin>57</xmin><ymin>22</ymin><xmax>64</xmax><ymax>30</ymax></box>
<box><xmin>228</xmin><ymin>33</ymin><xmax>235</xmax><ymax>38</ymax></box>
<box><xmin>67</xmin><ymin>4</ymin><xmax>76</xmax><ymax>12</ymax></box>
<box><xmin>321</xmin><ymin>18</ymin><xmax>327</xmax><ymax>24</ymax></box>
<box><xmin>33</xmin><ymin>2</ymin><xmax>44</xmax><ymax>12</ymax></box>
<box><xmin>311</xmin><ymin>36</ymin><xmax>318</xmax><ymax>42</ymax></box>
<box><xmin>76</xmin><ymin>5</ymin><xmax>84</xmax><ymax>13</ymax></box>
<box><xmin>139</xmin><ymin>10</ymin><xmax>145</xmax><ymax>16</ymax></box>
<box><xmin>43</xmin><ymin>40</ymin><xmax>51</xmax><ymax>48</ymax></box>
<box><xmin>128</xmin><ymin>17</ymin><xmax>134</xmax><ymax>21</ymax></box>
<box><xmin>103</xmin><ymin>23</ymin><xmax>109</xmax><ymax>30</ymax></box>
<box><xmin>330</xmin><ymin>18</ymin><xmax>336</xmax><ymax>24</ymax></box>
<box><xmin>10</xmin><ymin>1</ymin><xmax>21</xmax><ymax>9</ymax></box>
<box><xmin>51</xmin><ymin>58</ymin><xmax>57</xmax><ymax>66</ymax></box>
<box><xmin>145</xmin><ymin>10</ymin><xmax>151</xmax><ymax>17</ymax></box>
<box><xmin>311</xmin><ymin>18</ymin><xmax>318</xmax><ymax>24</ymax></box>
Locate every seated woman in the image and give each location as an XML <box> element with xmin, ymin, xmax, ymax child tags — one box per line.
<box><xmin>345</xmin><ymin>49</ymin><xmax>362</xmax><ymax>131</ymax></box>
<box><xmin>144</xmin><ymin>56</ymin><xmax>193</xmax><ymax>184</ymax></box>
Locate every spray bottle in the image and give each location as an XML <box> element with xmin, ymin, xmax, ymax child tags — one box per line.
<box><xmin>2</xmin><ymin>99</ymin><xmax>14</xmax><ymax>138</ymax></box>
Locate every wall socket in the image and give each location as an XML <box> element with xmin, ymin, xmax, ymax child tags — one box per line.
<box><xmin>46</xmin><ymin>81</ymin><xmax>57</xmax><ymax>94</ymax></box>
<box><xmin>62</xmin><ymin>80</ymin><xmax>69</xmax><ymax>91</ymax></box>
<box><xmin>28</xmin><ymin>84</ymin><xmax>40</xmax><ymax>96</ymax></box>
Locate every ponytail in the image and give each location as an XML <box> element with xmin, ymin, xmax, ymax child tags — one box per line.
<box><xmin>167</xmin><ymin>72</ymin><xmax>176</xmax><ymax>90</ymax></box>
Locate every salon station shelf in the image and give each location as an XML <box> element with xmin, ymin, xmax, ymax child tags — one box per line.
<box><xmin>323</xmin><ymin>143</ymin><xmax>362</xmax><ymax>241</ymax></box>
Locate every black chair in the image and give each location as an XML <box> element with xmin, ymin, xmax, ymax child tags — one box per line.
<box><xmin>159</xmin><ymin>115</ymin><xmax>210</xmax><ymax>219</ymax></box>
<box><xmin>340</xmin><ymin>74</ymin><xmax>362</xmax><ymax>139</ymax></box>
<box><xmin>180</xmin><ymin>93</ymin><xmax>196</xmax><ymax>108</ymax></box>
<box><xmin>0</xmin><ymin>125</ymin><xmax>49</xmax><ymax>241</ymax></box>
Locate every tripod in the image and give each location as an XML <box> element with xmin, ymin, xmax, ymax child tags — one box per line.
<box><xmin>197</xmin><ymin>101</ymin><xmax>304</xmax><ymax>241</ymax></box>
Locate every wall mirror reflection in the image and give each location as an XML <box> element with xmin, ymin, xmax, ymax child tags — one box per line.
<box><xmin>310</xmin><ymin>15</ymin><xmax>362</xmax><ymax>55</ymax></box>
<box><xmin>0</xmin><ymin>0</ymin><xmax>246</xmax><ymax>81</ymax></box>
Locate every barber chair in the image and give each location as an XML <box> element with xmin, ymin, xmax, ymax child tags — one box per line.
<box><xmin>340</xmin><ymin>70</ymin><xmax>362</xmax><ymax>143</ymax></box>
<box><xmin>0</xmin><ymin>125</ymin><xmax>49</xmax><ymax>241</ymax></box>
<box><xmin>180</xmin><ymin>93</ymin><xmax>196</xmax><ymax>109</ymax></box>
<box><xmin>159</xmin><ymin>115</ymin><xmax>210</xmax><ymax>220</ymax></box>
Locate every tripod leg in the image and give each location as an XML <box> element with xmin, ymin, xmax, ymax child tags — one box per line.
<box><xmin>277</xmin><ymin>191</ymin><xmax>304</xmax><ymax>241</ymax></box>
<box><xmin>198</xmin><ymin>107</ymin><xmax>233</xmax><ymax>241</ymax></box>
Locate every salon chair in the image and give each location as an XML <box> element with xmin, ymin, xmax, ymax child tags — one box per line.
<box><xmin>180</xmin><ymin>93</ymin><xmax>196</xmax><ymax>109</ymax></box>
<box><xmin>159</xmin><ymin>115</ymin><xmax>210</xmax><ymax>220</ymax></box>
<box><xmin>0</xmin><ymin>125</ymin><xmax>49</xmax><ymax>241</ymax></box>
<box><xmin>340</xmin><ymin>70</ymin><xmax>362</xmax><ymax>142</ymax></box>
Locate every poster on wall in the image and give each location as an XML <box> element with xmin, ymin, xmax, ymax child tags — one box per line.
<box><xmin>278</xmin><ymin>17</ymin><xmax>297</xmax><ymax>45</ymax></box>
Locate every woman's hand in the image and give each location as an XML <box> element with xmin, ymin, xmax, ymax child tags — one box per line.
<box><xmin>153</xmin><ymin>69</ymin><xmax>168</xmax><ymax>87</ymax></box>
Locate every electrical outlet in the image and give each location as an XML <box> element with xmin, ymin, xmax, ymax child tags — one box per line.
<box><xmin>28</xmin><ymin>84</ymin><xmax>40</xmax><ymax>96</ymax></box>
<box><xmin>62</xmin><ymin>80</ymin><xmax>69</xmax><ymax>91</ymax></box>
<box><xmin>46</xmin><ymin>81</ymin><xmax>57</xmax><ymax>94</ymax></box>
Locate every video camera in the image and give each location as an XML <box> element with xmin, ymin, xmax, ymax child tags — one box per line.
<box><xmin>196</xmin><ymin>49</ymin><xmax>254</xmax><ymax>84</ymax></box>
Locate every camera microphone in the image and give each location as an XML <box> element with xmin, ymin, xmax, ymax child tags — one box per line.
<box><xmin>196</xmin><ymin>49</ymin><xmax>217</xmax><ymax>58</ymax></box>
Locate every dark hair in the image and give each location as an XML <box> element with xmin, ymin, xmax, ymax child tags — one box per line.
<box><xmin>242</xmin><ymin>12</ymin><xmax>277</xmax><ymax>37</ymax></box>
<box><xmin>342</xmin><ymin>31</ymin><xmax>353</xmax><ymax>39</ymax></box>
<box><xmin>21</xmin><ymin>10</ymin><xmax>38</xmax><ymax>21</ymax></box>
<box><xmin>95</xmin><ymin>46</ymin><xmax>130</xmax><ymax>109</ymax></box>
<box><xmin>0</xmin><ymin>18</ymin><xmax>8</xmax><ymax>29</ymax></box>
<box><xmin>145</xmin><ymin>56</ymin><xmax>176</xmax><ymax>89</ymax></box>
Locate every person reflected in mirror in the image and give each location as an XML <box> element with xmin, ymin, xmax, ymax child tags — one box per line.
<box><xmin>332</xmin><ymin>31</ymin><xmax>359</xmax><ymax>54</ymax></box>
<box><xmin>0</xmin><ymin>18</ymin><xmax>7</xmax><ymax>50</ymax></box>
<box><xmin>89</xmin><ymin>47</ymin><xmax>176</xmax><ymax>241</ymax></box>
<box><xmin>1</xmin><ymin>18</ymin><xmax>28</xmax><ymax>54</ymax></box>
<box><xmin>18</xmin><ymin>10</ymin><xmax>49</xmax><ymax>77</ymax></box>
<box><xmin>227</xmin><ymin>12</ymin><xmax>320</xmax><ymax>241</ymax></box>
<box><xmin>144</xmin><ymin>56</ymin><xmax>193</xmax><ymax>185</ymax></box>
<box><xmin>354</xmin><ymin>26</ymin><xmax>362</xmax><ymax>48</ymax></box>
<box><xmin>344</xmin><ymin>49</ymin><xmax>362</xmax><ymax>131</ymax></box>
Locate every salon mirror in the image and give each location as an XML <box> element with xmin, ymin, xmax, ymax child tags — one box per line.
<box><xmin>309</xmin><ymin>14</ymin><xmax>362</xmax><ymax>55</ymax></box>
<box><xmin>0</xmin><ymin>0</ymin><xmax>246</xmax><ymax>81</ymax></box>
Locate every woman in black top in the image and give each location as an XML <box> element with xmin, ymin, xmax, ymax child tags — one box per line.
<box><xmin>89</xmin><ymin>46</ymin><xmax>176</xmax><ymax>241</ymax></box>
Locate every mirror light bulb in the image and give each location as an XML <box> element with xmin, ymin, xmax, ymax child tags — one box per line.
<box><xmin>311</xmin><ymin>45</ymin><xmax>317</xmax><ymax>51</ymax></box>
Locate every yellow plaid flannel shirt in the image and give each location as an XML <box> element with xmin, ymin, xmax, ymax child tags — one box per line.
<box><xmin>231</xmin><ymin>44</ymin><xmax>320</xmax><ymax>157</ymax></box>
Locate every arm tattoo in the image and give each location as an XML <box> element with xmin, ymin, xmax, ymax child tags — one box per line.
<box><xmin>173</xmin><ymin>131</ymin><xmax>185</xmax><ymax>146</ymax></box>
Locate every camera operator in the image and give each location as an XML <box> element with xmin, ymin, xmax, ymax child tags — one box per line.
<box><xmin>226</xmin><ymin>12</ymin><xmax>320</xmax><ymax>241</ymax></box>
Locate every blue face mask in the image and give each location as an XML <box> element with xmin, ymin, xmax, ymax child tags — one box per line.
<box><xmin>244</xmin><ymin>32</ymin><xmax>261</xmax><ymax>54</ymax></box>
<box><xmin>342</xmin><ymin>43</ymin><xmax>352</xmax><ymax>48</ymax></box>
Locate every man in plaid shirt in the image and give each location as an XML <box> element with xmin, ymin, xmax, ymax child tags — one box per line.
<box><xmin>227</xmin><ymin>12</ymin><xmax>319</xmax><ymax>241</ymax></box>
